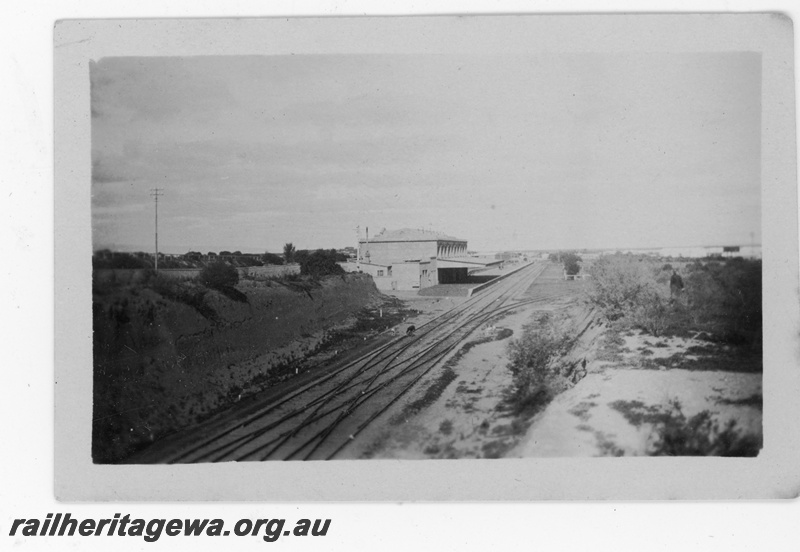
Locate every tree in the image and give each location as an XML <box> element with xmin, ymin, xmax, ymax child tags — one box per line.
<box><xmin>293</xmin><ymin>249</ymin><xmax>310</xmax><ymax>265</ymax></box>
<box><xmin>199</xmin><ymin>261</ymin><xmax>239</xmax><ymax>290</ymax></box>
<box><xmin>283</xmin><ymin>242</ymin><xmax>296</xmax><ymax>264</ymax></box>
<box><xmin>299</xmin><ymin>249</ymin><xmax>345</xmax><ymax>278</ymax></box>
<box><xmin>562</xmin><ymin>252</ymin><xmax>582</xmax><ymax>276</ymax></box>
<box><xmin>328</xmin><ymin>248</ymin><xmax>348</xmax><ymax>262</ymax></box>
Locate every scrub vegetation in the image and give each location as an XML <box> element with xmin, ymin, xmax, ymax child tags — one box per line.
<box><xmin>611</xmin><ymin>399</ymin><xmax>761</xmax><ymax>456</ymax></box>
<box><xmin>505</xmin><ymin>312</ymin><xmax>578</xmax><ymax>415</ymax></box>
<box><xmin>586</xmin><ymin>254</ymin><xmax>761</xmax><ymax>346</ymax></box>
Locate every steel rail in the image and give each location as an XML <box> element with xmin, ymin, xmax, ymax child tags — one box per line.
<box><xmin>160</xmin><ymin>262</ymin><xmax>551</xmax><ymax>463</ymax></box>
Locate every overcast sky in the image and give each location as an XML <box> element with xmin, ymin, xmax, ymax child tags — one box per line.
<box><xmin>91</xmin><ymin>53</ymin><xmax>761</xmax><ymax>253</ymax></box>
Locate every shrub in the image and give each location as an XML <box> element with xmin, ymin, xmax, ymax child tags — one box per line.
<box><xmin>299</xmin><ymin>249</ymin><xmax>345</xmax><ymax>279</ymax></box>
<box><xmin>589</xmin><ymin>256</ymin><xmax>762</xmax><ymax>345</ymax></box>
<box><xmin>262</xmin><ymin>252</ymin><xmax>284</xmax><ymax>265</ymax></box>
<box><xmin>199</xmin><ymin>261</ymin><xmax>239</xmax><ymax>290</ymax></box>
<box><xmin>586</xmin><ymin>254</ymin><xmax>684</xmax><ymax>337</ymax></box>
<box><xmin>684</xmin><ymin>259</ymin><xmax>761</xmax><ymax>343</ymax></box>
<box><xmin>92</xmin><ymin>251</ymin><xmax>151</xmax><ymax>269</ymax></box>
<box><xmin>505</xmin><ymin>313</ymin><xmax>576</xmax><ymax>413</ymax></box>
<box><xmin>649</xmin><ymin>400</ymin><xmax>761</xmax><ymax>457</ymax></box>
<box><xmin>147</xmin><ymin>274</ymin><xmax>217</xmax><ymax>320</ymax></box>
<box><xmin>629</xmin><ymin>286</ymin><xmax>671</xmax><ymax>337</ymax></box>
<box><xmin>585</xmin><ymin>254</ymin><xmax>655</xmax><ymax>320</ymax></box>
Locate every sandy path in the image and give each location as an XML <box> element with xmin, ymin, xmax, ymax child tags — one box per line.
<box><xmin>362</xmin><ymin>307</ymin><xmax>533</xmax><ymax>459</ymax></box>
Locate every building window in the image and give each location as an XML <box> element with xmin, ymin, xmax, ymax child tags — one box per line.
<box><xmin>377</xmin><ymin>270</ymin><xmax>384</xmax><ymax>277</ymax></box>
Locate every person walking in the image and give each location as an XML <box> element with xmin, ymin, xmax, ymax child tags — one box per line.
<box><xmin>670</xmin><ymin>269</ymin><xmax>684</xmax><ymax>302</ymax></box>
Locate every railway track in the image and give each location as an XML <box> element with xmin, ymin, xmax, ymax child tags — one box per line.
<box><xmin>130</xmin><ymin>261</ymin><xmax>558</xmax><ymax>463</ymax></box>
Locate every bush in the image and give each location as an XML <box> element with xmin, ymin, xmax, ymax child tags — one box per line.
<box><xmin>199</xmin><ymin>261</ymin><xmax>239</xmax><ymax>290</ymax></box>
<box><xmin>148</xmin><ymin>275</ymin><xmax>217</xmax><ymax>320</ymax></box>
<box><xmin>649</xmin><ymin>400</ymin><xmax>761</xmax><ymax>457</ymax></box>
<box><xmin>92</xmin><ymin>251</ymin><xmax>151</xmax><ymax>269</ymax></box>
<box><xmin>684</xmin><ymin>259</ymin><xmax>761</xmax><ymax>343</ymax></box>
<box><xmin>262</xmin><ymin>252</ymin><xmax>284</xmax><ymax>265</ymax></box>
<box><xmin>586</xmin><ymin>254</ymin><xmax>673</xmax><ymax>336</ymax></box>
<box><xmin>299</xmin><ymin>250</ymin><xmax>345</xmax><ymax>279</ymax></box>
<box><xmin>587</xmin><ymin>254</ymin><xmax>761</xmax><ymax>345</ymax></box>
<box><xmin>629</xmin><ymin>286</ymin><xmax>671</xmax><ymax>337</ymax></box>
<box><xmin>585</xmin><ymin>254</ymin><xmax>656</xmax><ymax>321</ymax></box>
<box><xmin>505</xmin><ymin>313</ymin><xmax>576</xmax><ymax>413</ymax></box>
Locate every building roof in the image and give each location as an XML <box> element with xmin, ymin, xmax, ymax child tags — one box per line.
<box><xmin>361</xmin><ymin>228</ymin><xmax>466</xmax><ymax>243</ymax></box>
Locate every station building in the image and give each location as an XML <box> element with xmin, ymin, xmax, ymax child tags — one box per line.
<box><xmin>351</xmin><ymin>228</ymin><xmax>501</xmax><ymax>291</ymax></box>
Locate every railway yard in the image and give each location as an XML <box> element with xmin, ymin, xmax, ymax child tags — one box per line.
<box><xmin>129</xmin><ymin>261</ymin><xmax>591</xmax><ymax>462</ymax></box>
<box><xmin>124</xmin><ymin>258</ymin><xmax>761</xmax><ymax>462</ymax></box>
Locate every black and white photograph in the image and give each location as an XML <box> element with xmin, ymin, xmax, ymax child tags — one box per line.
<box><xmin>89</xmin><ymin>52</ymin><xmax>765</xmax><ymax>464</ymax></box>
<box><xmin>52</xmin><ymin>13</ymin><xmax>799</xmax><ymax>502</ymax></box>
<box><xmin>7</xmin><ymin>4</ymin><xmax>800</xmax><ymax>551</ymax></box>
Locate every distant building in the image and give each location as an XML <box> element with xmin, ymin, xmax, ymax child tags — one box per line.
<box><xmin>348</xmin><ymin>228</ymin><xmax>501</xmax><ymax>291</ymax></box>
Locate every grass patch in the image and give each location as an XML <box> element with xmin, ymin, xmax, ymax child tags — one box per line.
<box><xmin>481</xmin><ymin>439</ymin><xmax>515</xmax><ymax>459</ymax></box>
<box><xmin>650</xmin><ymin>401</ymin><xmax>761</xmax><ymax>457</ymax></box>
<box><xmin>717</xmin><ymin>394</ymin><xmax>762</xmax><ymax>410</ymax></box>
<box><xmin>439</xmin><ymin>419</ymin><xmax>454</xmax><ymax>436</ymax></box>
<box><xmin>611</xmin><ymin>399</ymin><xmax>761</xmax><ymax>457</ymax></box>
<box><xmin>595</xmin><ymin>326</ymin><xmax>625</xmax><ymax>362</ymax></box>
<box><xmin>594</xmin><ymin>431</ymin><xmax>625</xmax><ymax>457</ymax></box>
<box><xmin>610</xmin><ymin>399</ymin><xmax>664</xmax><ymax>426</ymax></box>
<box><xmin>392</xmin><ymin>366</ymin><xmax>458</xmax><ymax>424</ymax></box>
<box><xmin>685</xmin><ymin>344</ymin><xmax>717</xmax><ymax>355</ymax></box>
<box><xmin>148</xmin><ymin>276</ymin><xmax>219</xmax><ymax>321</ymax></box>
<box><xmin>568</xmin><ymin>401</ymin><xmax>597</xmax><ymax>422</ymax></box>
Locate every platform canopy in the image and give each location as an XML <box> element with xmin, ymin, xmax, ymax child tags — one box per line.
<box><xmin>436</xmin><ymin>256</ymin><xmax>502</xmax><ymax>269</ymax></box>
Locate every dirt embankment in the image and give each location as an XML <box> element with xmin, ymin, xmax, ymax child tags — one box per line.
<box><xmin>92</xmin><ymin>273</ymin><xmax>389</xmax><ymax>463</ymax></box>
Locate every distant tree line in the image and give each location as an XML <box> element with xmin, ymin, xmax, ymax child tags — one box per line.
<box><xmin>94</xmin><ymin>245</ymin><xmax>349</xmax><ymax>277</ymax></box>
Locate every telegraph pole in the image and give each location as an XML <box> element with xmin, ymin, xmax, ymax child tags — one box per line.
<box><xmin>150</xmin><ymin>188</ymin><xmax>164</xmax><ymax>273</ymax></box>
<box><xmin>356</xmin><ymin>225</ymin><xmax>361</xmax><ymax>271</ymax></box>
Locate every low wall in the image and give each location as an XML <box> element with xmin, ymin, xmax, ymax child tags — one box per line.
<box><xmin>93</xmin><ymin>264</ymin><xmax>301</xmax><ymax>285</ymax></box>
